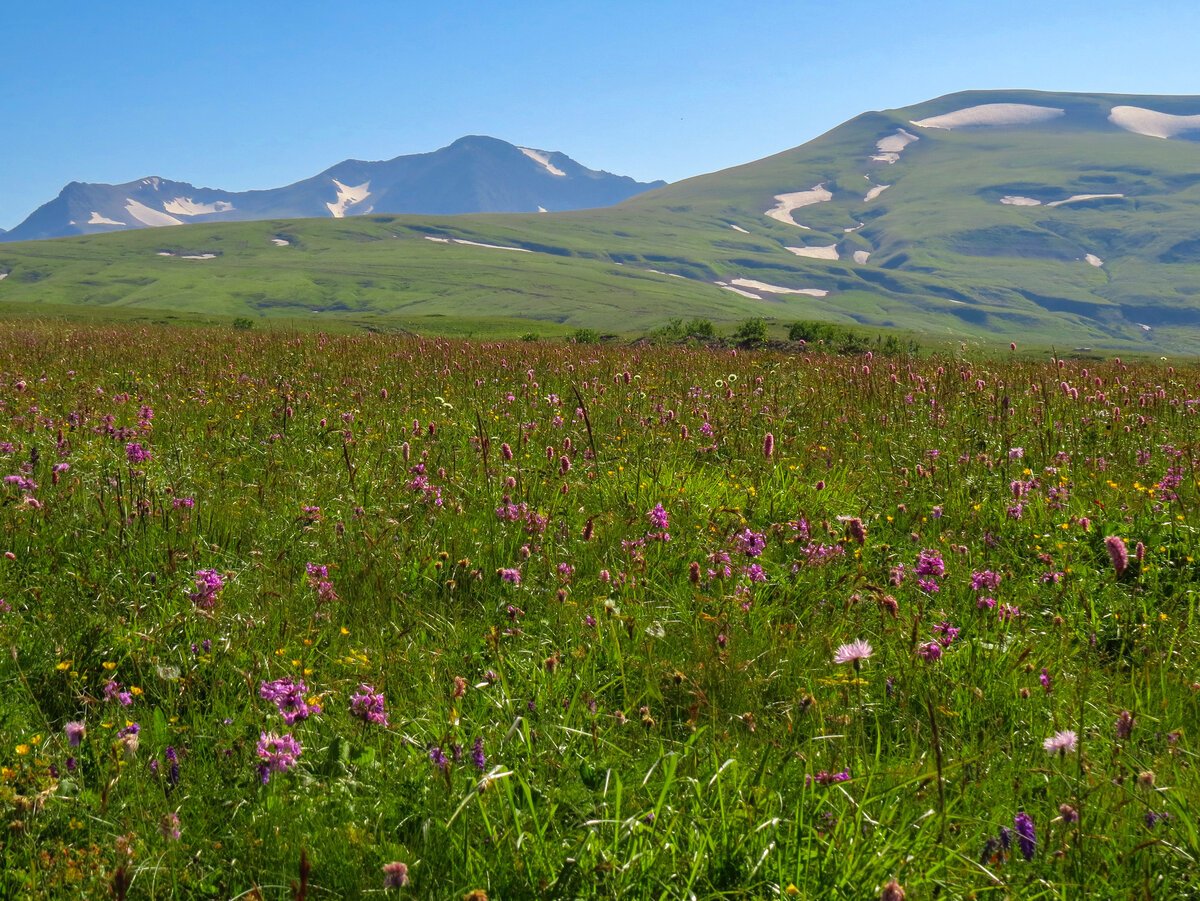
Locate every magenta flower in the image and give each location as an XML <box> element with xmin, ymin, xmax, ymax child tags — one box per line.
<box><xmin>350</xmin><ymin>684</ymin><xmax>389</xmax><ymax>726</ymax></box>
<box><xmin>64</xmin><ymin>721</ymin><xmax>86</xmax><ymax>747</ymax></box>
<box><xmin>125</xmin><ymin>442</ymin><xmax>152</xmax><ymax>464</ymax></box>
<box><xmin>256</xmin><ymin>732</ymin><xmax>302</xmax><ymax>783</ymax></box>
<box><xmin>260</xmin><ymin>677</ymin><xmax>321</xmax><ymax>725</ymax></box>
<box><xmin>647</xmin><ymin>503</ymin><xmax>670</xmax><ymax>531</ymax></box>
<box><xmin>1105</xmin><ymin>536</ymin><xmax>1129</xmax><ymax>577</ymax></box>
<box><xmin>189</xmin><ymin>569</ymin><xmax>225</xmax><ymax>609</ymax></box>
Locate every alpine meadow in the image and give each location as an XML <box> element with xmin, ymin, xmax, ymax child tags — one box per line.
<box><xmin>5</xmin><ymin>3</ymin><xmax>1200</xmax><ymax>897</ymax></box>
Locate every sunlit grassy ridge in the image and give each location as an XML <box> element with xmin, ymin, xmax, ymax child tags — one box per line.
<box><xmin>3</xmin><ymin>91</ymin><xmax>1200</xmax><ymax>352</ymax></box>
<box><xmin>0</xmin><ymin>322</ymin><xmax>1198</xmax><ymax>898</ymax></box>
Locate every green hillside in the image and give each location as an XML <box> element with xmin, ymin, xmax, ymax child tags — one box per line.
<box><xmin>4</xmin><ymin>90</ymin><xmax>1200</xmax><ymax>351</ymax></box>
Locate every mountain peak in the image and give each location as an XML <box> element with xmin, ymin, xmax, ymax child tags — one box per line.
<box><xmin>2</xmin><ymin>140</ymin><xmax>665</xmax><ymax>242</ymax></box>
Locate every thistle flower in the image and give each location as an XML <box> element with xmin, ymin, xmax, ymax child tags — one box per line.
<box><xmin>833</xmin><ymin>639</ymin><xmax>873</xmax><ymax>667</ymax></box>
<box><xmin>1043</xmin><ymin>729</ymin><xmax>1077</xmax><ymax>755</ymax></box>
<box><xmin>382</xmin><ymin>861</ymin><xmax>410</xmax><ymax>888</ymax></box>
<box><xmin>64</xmin><ymin>721</ymin><xmax>86</xmax><ymax>747</ymax></box>
<box><xmin>880</xmin><ymin>881</ymin><xmax>906</xmax><ymax>901</ymax></box>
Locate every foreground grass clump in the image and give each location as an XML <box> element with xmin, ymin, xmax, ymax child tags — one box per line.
<box><xmin>0</xmin><ymin>322</ymin><xmax>1197</xmax><ymax>899</ymax></box>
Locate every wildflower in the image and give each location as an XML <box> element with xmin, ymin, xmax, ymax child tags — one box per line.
<box><xmin>1115</xmin><ymin>709</ymin><xmax>1135</xmax><ymax>740</ymax></box>
<box><xmin>915</xmin><ymin>549</ymin><xmax>945</xmax><ymax>578</ymax></box>
<box><xmin>1105</xmin><ymin>536</ymin><xmax>1129</xmax><ymax>577</ymax></box>
<box><xmin>1014</xmin><ymin>811</ymin><xmax>1036</xmax><ymax>860</ymax></box>
<box><xmin>840</xmin><ymin>516</ymin><xmax>866</xmax><ymax>545</ymax></box>
<box><xmin>735</xmin><ymin>528</ymin><xmax>766</xmax><ymax>558</ymax></box>
<box><xmin>880</xmin><ymin>881</ymin><xmax>906</xmax><ymax>901</ymax></box>
<box><xmin>970</xmin><ymin>570</ymin><xmax>1001</xmax><ymax>592</ymax></box>
<box><xmin>1039</xmin><ymin>669</ymin><xmax>1052</xmax><ymax>693</ymax></box>
<box><xmin>1136</xmin><ymin>770</ymin><xmax>1155</xmax><ymax>789</ymax></box>
<box><xmin>159</xmin><ymin>812</ymin><xmax>181</xmax><ymax>841</ymax></box>
<box><xmin>260</xmin><ymin>677</ymin><xmax>321</xmax><ymax>725</ymax></box>
<box><xmin>125</xmin><ymin>442</ymin><xmax>151</xmax><ymax>464</ymax></box>
<box><xmin>762</xmin><ymin>432</ymin><xmax>775</xmax><ymax>459</ymax></box>
<box><xmin>104</xmin><ymin>680</ymin><xmax>133</xmax><ymax>706</ymax></box>
<box><xmin>350</xmin><ymin>684</ymin><xmax>388</xmax><ymax>726</ymax></box>
<box><xmin>1146</xmin><ymin>811</ymin><xmax>1171</xmax><ymax>828</ymax></box>
<box><xmin>382</xmin><ymin>861</ymin><xmax>410</xmax><ymax>888</ymax></box>
<box><xmin>933</xmin><ymin>621</ymin><xmax>959</xmax><ymax>647</ymax></box>
<box><xmin>428</xmin><ymin>745</ymin><xmax>449</xmax><ymax>771</ymax></box>
<box><xmin>64</xmin><ymin>721</ymin><xmax>86</xmax><ymax>747</ymax></box>
<box><xmin>256</xmin><ymin>732</ymin><xmax>302</xmax><ymax>783</ymax></box>
<box><xmin>1058</xmin><ymin>803</ymin><xmax>1079</xmax><ymax>824</ymax></box>
<box><xmin>1043</xmin><ymin>730</ymin><xmax>1077</xmax><ymax>756</ymax></box>
<box><xmin>833</xmin><ymin>639</ymin><xmax>873</xmax><ymax>667</ymax></box>
<box><xmin>470</xmin><ymin>736</ymin><xmax>486</xmax><ymax>771</ymax></box>
<box><xmin>497</xmin><ymin>567</ymin><xmax>522</xmax><ymax>585</ymax></box>
<box><xmin>917</xmin><ymin>641</ymin><xmax>942</xmax><ymax>662</ymax></box>
<box><xmin>189</xmin><ymin>569</ymin><xmax>225</xmax><ymax>609</ymax></box>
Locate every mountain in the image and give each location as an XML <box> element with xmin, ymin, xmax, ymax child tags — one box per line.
<box><xmin>3</xmin><ymin>90</ymin><xmax>1200</xmax><ymax>352</ymax></box>
<box><xmin>1</xmin><ymin>136</ymin><xmax>665</xmax><ymax>242</ymax></box>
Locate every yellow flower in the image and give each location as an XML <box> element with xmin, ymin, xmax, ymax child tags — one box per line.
<box><xmin>102</xmin><ymin>661</ymin><xmax>117</xmax><ymax>671</ymax></box>
<box><xmin>15</xmin><ymin>744</ymin><xmax>30</xmax><ymax>756</ymax></box>
<box><xmin>55</xmin><ymin>661</ymin><xmax>72</xmax><ymax>671</ymax></box>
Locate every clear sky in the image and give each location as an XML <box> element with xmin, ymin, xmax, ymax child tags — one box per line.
<box><xmin>2</xmin><ymin>0</ymin><xmax>1198</xmax><ymax>229</ymax></box>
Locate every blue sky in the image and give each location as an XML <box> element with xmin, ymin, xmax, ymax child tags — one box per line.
<box><xmin>2</xmin><ymin>0</ymin><xmax>1198</xmax><ymax>229</ymax></box>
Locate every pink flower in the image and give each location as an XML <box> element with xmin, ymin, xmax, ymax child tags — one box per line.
<box><xmin>833</xmin><ymin>639</ymin><xmax>873</xmax><ymax>666</ymax></box>
<box><xmin>1043</xmin><ymin>730</ymin><xmax>1077</xmax><ymax>755</ymax></box>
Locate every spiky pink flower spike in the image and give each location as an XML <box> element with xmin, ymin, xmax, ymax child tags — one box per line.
<box><xmin>1105</xmin><ymin>536</ymin><xmax>1129</xmax><ymax>577</ymax></box>
<box><xmin>763</xmin><ymin>432</ymin><xmax>775</xmax><ymax>459</ymax></box>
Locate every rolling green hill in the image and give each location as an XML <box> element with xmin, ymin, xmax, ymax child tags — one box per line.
<box><xmin>3</xmin><ymin>90</ymin><xmax>1200</xmax><ymax>351</ymax></box>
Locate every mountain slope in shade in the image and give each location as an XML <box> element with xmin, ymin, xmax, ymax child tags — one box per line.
<box><xmin>1</xmin><ymin>137</ymin><xmax>665</xmax><ymax>242</ymax></box>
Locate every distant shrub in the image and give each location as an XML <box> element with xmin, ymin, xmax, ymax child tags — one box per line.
<box><xmin>685</xmin><ymin>317</ymin><xmax>715</xmax><ymax>338</ymax></box>
<box><xmin>520</xmin><ymin>332</ymin><xmax>540</xmax><ymax>342</ymax></box>
<box><xmin>572</xmin><ymin>328</ymin><xmax>601</xmax><ymax>344</ymax></box>
<box><xmin>788</xmin><ymin>320</ymin><xmax>918</xmax><ymax>356</ymax></box>
<box><xmin>232</xmin><ymin>317</ymin><xmax>255</xmax><ymax>330</ymax></box>
<box><xmin>732</xmin><ymin>317</ymin><xmax>768</xmax><ymax>347</ymax></box>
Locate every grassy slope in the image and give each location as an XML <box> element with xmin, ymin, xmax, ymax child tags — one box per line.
<box><xmin>2</xmin><ymin>90</ymin><xmax>1200</xmax><ymax>350</ymax></box>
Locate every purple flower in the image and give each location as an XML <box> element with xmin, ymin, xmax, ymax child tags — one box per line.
<box><xmin>428</xmin><ymin>745</ymin><xmax>449</xmax><ymax>770</ymax></box>
<box><xmin>933</xmin><ymin>622</ymin><xmax>959</xmax><ymax>647</ymax></box>
<box><xmin>1116</xmin><ymin>709</ymin><xmax>1135</xmax><ymax>740</ymax></box>
<box><xmin>915</xmin><ymin>549</ymin><xmax>945</xmax><ymax>578</ymax></box>
<box><xmin>498</xmin><ymin>567</ymin><xmax>522</xmax><ymax>585</ymax></box>
<box><xmin>350</xmin><ymin>684</ymin><xmax>389</xmax><ymax>726</ymax></box>
<box><xmin>735</xmin><ymin>528</ymin><xmax>766</xmax><ymax>558</ymax></box>
<box><xmin>1014</xmin><ymin>812</ymin><xmax>1036</xmax><ymax>860</ymax></box>
<box><xmin>159</xmin><ymin>812</ymin><xmax>181</xmax><ymax>841</ymax></box>
<box><xmin>470</xmin><ymin>736</ymin><xmax>486</xmax><ymax>771</ymax></box>
<box><xmin>104</xmin><ymin>680</ymin><xmax>133</xmax><ymax>706</ymax></box>
<box><xmin>647</xmin><ymin>503</ymin><xmax>670</xmax><ymax>531</ymax></box>
<box><xmin>917</xmin><ymin>641</ymin><xmax>942</xmax><ymax>662</ymax></box>
<box><xmin>64</xmin><ymin>721</ymin><xmax>86</xmax><ymax>747</ymax></box>
<box><xmin>970</xmin><ymin>570</ymin><xmax>1001</xmax><ymax>592</ymax></box>
<box><xmin>125</xmin><ymin>442</ymin><xmax>152</xmax><ymax>464</ymax></box>
<box><xmin>260</xmin><ymin>677</ymin><xmax>321</xmax><ymax>725</ymax></box>
<box><xmin>256</xmin><ymin>732</ymin><xmax>302</xmax><ymax>783</ymax></box>
<box><xmin>189</xmin><ymin>569</ymin><xmax>225</xmax><ymax>609</ymax></box>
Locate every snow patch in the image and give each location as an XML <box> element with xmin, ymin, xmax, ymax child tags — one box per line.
<box><xmin>730</xmin><ymin>278</ymin><xmax>827</xmax><ymax>297</ymax></box>
<box><xmin>271</xmin><ymin>238</ymin><xmax>290</xmax><ymax>246</ymax></box>
<box><xmin>715</xmin><ymin>282</ymin><xmax>762</xmax><ymax>299</ymax></box>
<box><xmin>911</xmin><ymin>103</ymin><xmax>1065</xmax><ymax>130</ymax></box>
<box><xmin>163</xmin><ymin>197</ymin><xmax>235</xmax><ymax>216</ymax></box>
<box><xmin>844</xmin><ymin>222</ymin><xmax>864</xmax><ymax>233</ymax></box>
<box><xmin>1000</xmin><ymin>196</ymin><xmax>1042</xmax><ymax>206</ymax></box>
<box><xmin>326</xmin><ymin>180</ymin><xmax>371</xmax><ymax>218</ymax></box>
<box><xmin>180</xmin><ymin>253</ymin><xmax>217</xmax><ymax>260</ymax></box>
<box><xmin>124</xmin><ymin>199</ymin><xmax>183</xmax><ymax>228</ymax></box>
<box><xmin>156</xmin><ymin>252</ymin><xmax>174</xmax><ymax>257</ymax></box>
<box><xmin>537</xmin><ymin>206</ymin><xmax>548</xmax><ymax>213</ymax></box>
<box><xmin>871</xmin><ymin>128</ymin><xmax>919</xmax><ymax>163</ymax></box>
<box><xmin>1046</xmin><ymin>193</ymin><xmax>1124</xmax><ymax>207</ymax></box>
<box><xmin>519</xmin><ymin>147</ymin><xmax>567</xmax><ymax>177</ymax></box>
<box><xmin>0</xmin><ymin>272</ymin><xmax>7</xmax><ymax>281</ymax></box>
<box><xmin>853</xmin><ymin>250</ymin><xmax>871</xmax><ymax>264</ymax></box>
<box><xmin>786</xmin><ymin>244</ymin><xmax>840</xmax><ymax>261</ymax></box>
<box><xmin>864</xmin><ymin>184</ymin><xmax>890</xmax><ymax>202</ymax></box>
<box><xmin>728</xmin><ymin>224</ymin><xmax>750</xmax><ymax>234</ymax></box>
<box><xmin>647</xmin><ymin>269</ymin><xmax>686</xmax><ymax>279</ymax></box>
<box><xmin>88</xmin><ymin>211</ymin><xmax>126</xmax><ymax>226</ymax></box>
<box><xmin>422</xmin><ymin>235</ymin><xmax>530</xmax><ymax>252</ymax></box>
<box><xmin>1109</xmin><ymin>105</ymin><xmax>1200</xmax><ymax>139</ymax></box>
<box><xmin>765</xmin><ymin>185</ymin><xmax>832</xmax><ymax>226</ymax></box>
<box><xmin>1085</xmin><ymin>254</ymin><xmax>1104</xmax><ymax>267</ymax></box>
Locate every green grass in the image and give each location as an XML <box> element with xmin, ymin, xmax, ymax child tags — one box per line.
<box><xmin>0</xmin><ymin>321</ymin><xmax>1197</xmax><ymax>898</ymax></box>
<box><xmin>3</xmin><ymin>90</ymin><xmax>1200</xmax><ymax>352</ymax></box>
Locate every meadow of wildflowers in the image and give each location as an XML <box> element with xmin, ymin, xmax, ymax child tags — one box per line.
<box><xmin>0</xmin><ymin>321</ymin><xmax>1197</xmax><ymax>898</ymax></box>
